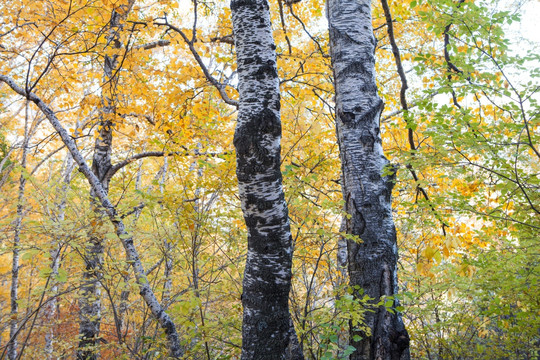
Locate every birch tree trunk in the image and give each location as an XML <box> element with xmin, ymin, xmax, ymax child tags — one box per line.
<box><xmin>7</xmin><ymin>102</ymin><xmax>30</xmax><ymax>360</ymax></box>
<box><xmin>44</xmin><ymin>152</ymin><xmax>75</xmax><ymax>358</ymax></box>
<box><xmin>77</xmin><ymin>3</ymin><xmax>134</xmax><ymax>358</ymax></box>
<box><xmin>326</xmin><ymin>1</ymin><xmax>410</xmax><ymax>359</ymax></box>
<box><xmin>230</xmin><ymin>0</ymin><xmax>303</xmax><ymax>358</ymax></box>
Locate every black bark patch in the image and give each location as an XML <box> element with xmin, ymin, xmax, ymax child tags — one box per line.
<box><xmin>359</xmin><ymin>82</ymin><xmax>378</xmax><ymax>94</ymax></box>
<box><xmin>338</xmin><ymin>109</ymin><xmax>356</xmax><ymax>124</ymax></box>
<box><xmin>359</xmin><ymin>2</ymin><xmax>370</xmax><ymax>13</ymax></box>
<box><xmin>259</xmin><ymin>108</ymin><xmax>280</xmax><ymax>135</ymax></box>
<box><xmin>254</xmin><ymin>60</ymin><xmax>277</xmax><ymax>80</ymax></box>
<box><xmin>351</xmin><ymin>200</ymin><xmax>366</xmax><ymax>236</ymax></box>
<box><xmin>245</xmin><ymin>215</ymin><xmax>258</xmax><ymax>228</ymax></box>
<box><xmin>274</xmin><ymin>98</ymin><xmax>281</xmax><ymax>111</ymax></box>
<box><xmin>244</xmin><ymin>96</ymin><xmax>260</xmax><ymax>104</ymax></box>
<box><xmin>163</xmin><ymin>319</ymin><xmax>176</xmax><ymax>335</ymax></box>
<box><xmin>236</xmin><ymin>166</ymin><xmax>281</xmax><ymax>183</ymax></box>
<box><xmin>231</xmin><ymin>0</ymin><xmax>267</xmax><ymax>11</ymax></box>
<box><xmin>234</xmin><ymin>108</ymin><xmax>282</xmax><ymax>177</ymax></box>
<box><xmin>338</xmin><ymin>60</ymin><xmax>373</xmax><ymax>79</ymax></box>
<box><xmin>390</xmin><ymin>327</ymin><xmax>410</xmax><ymax>356</ymax></box>
<box><xmin>360</xmin><ymin>130</ymin><xmax>375</xmax><ymax>149</ymax></box>
<box><xmin>256</xmin><ymin>198</ymin><xmax>274</xmax><ymax>211</ymax></box>
<box><xmin>241</xmin><ymin>55</ymin><xmax>261</xmax><ymax>66</ymax></box>
<box><xmin>246</xmin><ymin>193</ymin><xmax>258</xmax><ymax>206</ymax></box>
<box><xmin>369</xmin><ymin>173</ymin><xmax>381</xmax><ymax>182</ymax></box>
<box><xmin>383</xmin><ymin>163</ymin><xmax>397</xmax><ymax>202</ymax></box>
<box><xmin>249</xmin><ymin>229</ymin><xmax>283</xmax><ymax>254</ymax></box>
<box><xmin>359</xmin><ymin>98</ymin><xmax>384</xmax><ymax>123</ymax></box>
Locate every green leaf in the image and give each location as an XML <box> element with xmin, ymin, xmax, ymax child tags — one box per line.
<box><xmin>56</xmin><ymin>268</ymin><xmax>68</xmax><ymax>282</ymax></box>
<box><xmin>22</xmin><ymin>249</ymin><xmax>40</xmax><ymax>261</ymax></box>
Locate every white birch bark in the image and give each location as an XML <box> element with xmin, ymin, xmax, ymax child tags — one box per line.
<box><xmin>326</xmin><ymin>1</ymin><xmax>410</xmax><ymax>359</ymax></box>
<box><xmin>159</xmin><ymin>156</ymin><xmax>174</xmax><ymax>308</ymax></box>
<box><xmin>77</xmin><ymin>4</ymin><xmax>136</xmax><ymax>358</ymax></box>
<box><xmin>114</xmin><ymin>157</ymin><xmax>145</xmax><ymax>341</ymax></box>
<box><xmin>230</xmin><ymin>0</ymin><xmax>303</xmax><ymax>358</ymax></box>
<box><xmin>7</xmin><ymin>102</ymin><xmax>30</xmax><ymax>360</ymax></box>
<box><xmin>0</xmin><ymin>74</ymin><xmax>184</xmax><ymax>359</ymax></box>
<box><xmin>44</xmin><ymin>152</ymin><xmax>75</xmax><ymax>358</ymax></box>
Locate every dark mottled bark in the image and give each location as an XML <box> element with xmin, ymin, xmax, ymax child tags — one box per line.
<box><xmin>230</xmin><ymin>0</ymin><xmax>304</xmax><ymax>359</ymax></box>
<box><xmin>327</xmin><ymin>0</ymin><xmax>410</xmax><ymax>359</ymax></box>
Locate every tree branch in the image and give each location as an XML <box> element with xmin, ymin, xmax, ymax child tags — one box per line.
<box><xmin>380</xmin><ymin>0</ymin><xmax>449</xmax><ymax>235</ymax></box>
<box><xmin>134</xmin><ymin>39</ymin><xmax>170</xmax><ymax>50</ymax></box>
<box><xmin>105</xmin><ymin>148</ymin><xmax>231</xmax><ymax>181</ymax></box>
<box><xmin>119</xmin><ymin>112</ymin><xmax>156</xmax><ymax>126</ymax></box>
<box><xmin>380</xmin><ymin>91</ymin><xmax>438</xmax><ymax>122</ymax></box>
<box><xmin>155</xmin><ymin>17</ymin><xmax>239</xmax><ymax>108</ymax></box>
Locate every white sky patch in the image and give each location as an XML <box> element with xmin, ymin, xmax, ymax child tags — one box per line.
<box><xmin>509</xmin><ymin>0</ymin><xmax>540</xmax><ymax>50</ymax></box>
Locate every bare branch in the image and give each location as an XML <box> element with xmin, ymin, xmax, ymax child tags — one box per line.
<box><xmin>287</xmin><ymin>3</ymin><xmax>326</xmax><ymax>56</ymax></box>
<box><xmin>120</xmin><ymin>203</ymin><xmax>146</xmax><ymax>219</ymax></box>
<box><xmin>155</xmin><ymin>17</ymin><xmax>239</xmax><ymax>108</ymax></box>
<box><xmin>381</xmin><ymin>91</ymin><xmax>439</xmax><ymax>122</ymax></box>
<box><xmin>106</xmin><ymin>148</ymin><xmax>231</xmax><ymax>181</ymax></box>
<box><xmin>145</xmin><ymin>258</ymin><xmax>164</xmax><ymax>276</ymax></box>
<box><xmin>119</xmin><ymin>112</ymin><xmax>155</xmax><ymax>125</ymax></box>
<box><xmin>30</xmin><ymin>145</ymin><xmax>66</xmax><ymax>176</ymax></box>
<box><xmin>107</xmin><ymin>151</ymin><xmax>169</xmax><ymax>180</ymax></box>
<box><xmin>380</xmin><ymin>0</ymin><xmax>449</xmax><ymax>235</ymax></box>
<box><xmin>134</xmin><ymin>39</ymin><xmax>170</xmax><ymax>50</ymax></box>
<box><xmin>210</xmin><ymin>34</ymin><xmax>234</xmax><ymax>45</ymax></box>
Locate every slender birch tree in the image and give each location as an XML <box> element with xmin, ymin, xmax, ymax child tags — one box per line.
<box><xmin>7</xmin><ymin>102</ymin><xmax>30</xmax><ymax>360</ymax></box>
<box><xmin>0</xmin><ymin>73</ymin><xmax>185</xmax><ymax>359</ymax></box>
<box><xmin>44</xmin><ymin>152</ymin><xmax>75</xmax><ymax>358</ymax></box>
<box><xmin>77</xmin><ymin>2</ymin><xmax>135</xmax><ymax>358</ymax></box>
<box><xmin>230</xmin><ymin>0</ymin><xmax>303</xmax><ymax>358</ymax></box>
<box><xmin>327</xmin><ymin>0</ymin><xmax>410</xmax><ymax>359</ymax></box>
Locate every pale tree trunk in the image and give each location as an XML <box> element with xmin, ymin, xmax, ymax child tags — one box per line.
<box><xmin>160</xmin><ymin>156</ymin><xmax>174</xmax><ymax>307</ymax></box>
<box><xmin>0</xmin><ymin>74</ymin><xmax>184</xmax><ymax>358</ymax></box>
<box><xmin>230</xmin><ymin>0</ymin><xmax>303</xmax><ymax>358</ymax></box>
<box><xmin>114</xmin><ymin>157</ymin><xmax>144</xmax><ymax>341</ymax></box>
<box><xmin>327</xmin><ymin>1</ymin><xmax>410</xmax><ymax>359</ymax></box>
<box><xmin>77</xmin><ymin>3</ymin><xmax>134</xmax><ymax>359</ymax></box>
<box><xmin>7</xmin><ymin>102</ymin><xmax>30</xmax><ymax>360</ymax></box>
<box><xmin>44</xmin><ymin>152</ymin><xmax>75</xmax><ymax>358</ymax></box>
<box><xmin>114</xmin><ymin>157</ymin><xmax>170</xmax><ymax>346</ymax></box>
<box><xmin>187</xmin><ymin>149</ymin><xmax>213</xmax><ymax>358</ymax></box>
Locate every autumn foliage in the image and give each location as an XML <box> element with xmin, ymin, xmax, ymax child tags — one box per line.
<box><xmin>0</xmin><ymin>0</ymin><xmax>538</xmax><ymax>358</ymax></box>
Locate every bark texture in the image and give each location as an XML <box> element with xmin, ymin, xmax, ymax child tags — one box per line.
<box><xmin>326</xmin><ymin>1</ymin><xmax>410</xmax><ymax>359</ymax></box>
<box><xmin>8</xmin><ymin>102</ymin><xmax>30</xmax><ymax>360</ymax></box>
<box><xmin>230</xmin><ymin>0</ymin><xmax>303</xmax><ymax>358</ymax></box>
<box><xmin>77</xmin><ymin>3</ymin><xmax>134</xmax><ymax>358</ymax></box>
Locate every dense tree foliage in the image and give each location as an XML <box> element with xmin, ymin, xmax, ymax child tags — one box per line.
<box><xmin>0</xmin><ymin>0</ymin><xmax>538</xmax><ymax>359</ymax></box>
